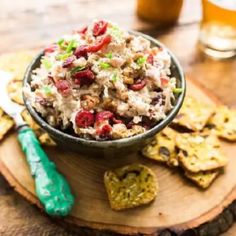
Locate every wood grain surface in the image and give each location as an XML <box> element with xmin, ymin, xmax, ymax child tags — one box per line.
<box><xmin>1</xmin><ymin>79</ymin><xmax>236</xmax><ymax>236</ymax></box>
<box><xmin>0</xmin><ymin>0</ymin><xmax>236</xmax><ymax>235</ymax></box>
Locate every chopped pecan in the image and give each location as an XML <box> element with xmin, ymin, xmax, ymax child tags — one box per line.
<box><xmin>123</xmin><ymin>67</ymin><xmax>133</xmax><ymax>77</ymax></box>
<box><xmin>102</xmin><ymin>98</ymin><xmax>118</xmax><ymax>112</ymax></box>
<box><xmin>125</xmin><ymin>35</ymin><xmax>134</xmax><ymax>44</ymax></box>
<box><xmin>123</xmin><ymin>67</ymin><xmax>144</xmax><ymax>79</ymax></box>
<box><xmin>123</xmin><ymin>76</ymin><xmax>134</xmax><ymax>85</ymax></box>
<box><xmin>116</xmin><ymin>90</ymin><xmax>128</xmax><ymax>101</ymax></box>
<box><xmin>81</xmin><ymin>95</ymin><xmax>100</xmax><ymax>110</ymax></box>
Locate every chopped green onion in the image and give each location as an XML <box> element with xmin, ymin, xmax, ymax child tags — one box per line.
<box><xmin>66</xmin><ymin>39</ymin><xmax>77</xmax><ymax>53</ymax></box>
<box><xmin>70</xmin><ymin>66</ymin><xmax>85</xmax><ymax>74</ymax></box>
<box><xmin>42</xmin><ymin>59</ymin><xmax>52</xmax><ymax>70</ymax></box>
<box><xmin>56</xmin><ymin>52</ymin><xmax>73</xmax><ymax>60</ymax></box>
<box><xmin>57</xmin><ymin>38</ymin><xmax>67</xmax><ymax>50</ymax></box>
<box><xmin>108</xmin><ymin>25</ymin><xmax>122</xmax><ymax>39</ymax></box>
<box><xmin>136</xmin><ymin>57</ymin><xmax>146</xmax><ymax>66</ymax></box>
<box><xmin>170</xmin><ymin>78</ymin><xmax>176</xmax><ymax>84</ymax></box>
<box><xmin>100</xmin><ymin>62</ymin><xmax>111</xmax><ymax>69</ymax></box>
<box><xmin>105</xmin><ymin>52</ymin><xmax>113</xmax><ymax>59</ymax></box>
<box><xmin>43</xmin><ymin>86</ymin><xmax>52</xmax><ymax>95</ymax></box>
<box><xmin>111</xmin><ymin>73</ymin><xmax>119</xmax><ymax>82</ymax></box>
<box><xmin>173</xmin><ymin>88</ymin><xmax>183</xmax><ymax>94</ymax></box>
<box><xmin>57</xmin><ymin>38</ymin><xmax>65</xmax><ymax>47</ymax></box>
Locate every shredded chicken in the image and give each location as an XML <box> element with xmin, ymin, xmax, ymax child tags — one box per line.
<box><xmin>25</xmin><ymin>20</ymin><xmax>178</xmax><ymax>140</ymax></box>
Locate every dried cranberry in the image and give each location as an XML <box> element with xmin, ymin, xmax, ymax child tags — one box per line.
<box><xmin>160</xmin><ymin>77</ymin><xmax>169</xmax><ymax>86</ymax></box>
<box><xmin>112</xmin><ymin>117</ymin><xmax>123</xmax><ymax>124</ymax></box>
<box><xmin>151</xmin><ymin>94</ymin><xmax>162</xmax><ymax>105</ymax></box>
<box><xmin>55</xmin><ymin>80</ymin><xmax>71</xmax><ymax>96</ymax></box>
<box><xmin>129</xmin><ymin>79</ymin><xmax>146</xmax><ymax>91</ymax></box>
<box><xmin>44</xmin><ymin>44</ymin><xmax>57</xmax><ymax>55</ymax></box>
<box><xmin>96</xmin><ymin>111</ymin><xmax>114</xmax><ymax>122</ymax></box>
<box><xmin>36</xmin><ymin>96</ymin><xmax>47</xmax><ymax>106</ymax></box>
<box><xmin>142</xmin><ymin>116</ymin><xmax>150</xmax><ymax>128</ymax></box>
<box><xmin>126</xmin><ymin>120</ymin><xmax>135</xmax><ymax>129</ymax></box>
<box><xmin>75</xmin><ymin>110</ymin><xmax>95</xmax><ymax>128</ymax></box>
<box><xmin>73</xmin><ymin>69</ymin><xmax>95</xmax><ymax>86</ymax></box>
<box><xmin>96</xmin><ymin>124</ymin><xmax>112</xmax><ymax>139</ymax></box>
<box><xmin>121</xmin><ymin>117</ymin><xmax>133</xmax><ymax>128</ymax></box>
<box><xmin>93</xmin><ymin>20</ymin><xmax>108</xmax><ymax>36</ymax></box>
<box><xmin>73</xmin><ymin>35</ymin><xmax>112</xmax><ymax>58</ymax></box>
<box><xmin>154</xmin><ymin>87</ymin><xmax>163</xmax><ymax>93</ymax></box>
<box><xmin>74</xmin><ymin>45</ymin><xmax>88</xmax><ymax>58</ymax></box>
<box><xmin>48</xmin><ymin>74</ymin><xmax>55</xmax><ymax>84</ymax></box>
<box><xmin>78</xmin><ymin>26</ymin><xmax>88</xmax><ymax>34</ymax></box>
<box><xmin>62</xmin><ymin>56</ymin><xmax>76</xmax><ymax>68</ymax></box>
<box><xmin>87</xmin><ymin>35</ymin><xmax>112</xmax><ymax>53</ymax></box>
<box><xmin>147</xmin><ymin>54</ymin><xmax>154</xmax><ymax>65</ymax></box>
<box><xmin>142</xmin><ymin>116</ymin><xmax>156</xmax><ymax>129</ymax></box>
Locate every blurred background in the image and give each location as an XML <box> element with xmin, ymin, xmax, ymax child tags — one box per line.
<box><xmin>0</xmin><ymin>0</ymin><xmax>201</xmax><ymax>52</ymax></box>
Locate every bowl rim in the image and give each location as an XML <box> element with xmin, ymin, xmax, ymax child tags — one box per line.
<box><xmin>23</xmin><ymin>31</ymin><xmax>186</xmax><ymax>148</ymax></box>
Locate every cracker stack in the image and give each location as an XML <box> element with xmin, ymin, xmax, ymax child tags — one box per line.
<box><xmin>142</xmin><ymin>97</ymin><xmax>236</xmax><ymax>189</ymax></box>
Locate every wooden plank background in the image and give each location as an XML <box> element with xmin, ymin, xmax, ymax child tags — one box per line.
<box><xmin>0</xmin><ymin>0</ymin><xmax>235</xmax><ymax>235</ymax></box>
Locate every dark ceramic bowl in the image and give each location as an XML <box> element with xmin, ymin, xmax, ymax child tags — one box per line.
<box><xmin>23</xmin><ymin>31</ymin><xmax>186</xmax><ymax>157</ymax></box>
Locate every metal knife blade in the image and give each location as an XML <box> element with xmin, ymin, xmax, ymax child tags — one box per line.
<box><xmin>0</xmin><ymin>70</ymin><xmax>25</xmax><ymax>127</ymax></box>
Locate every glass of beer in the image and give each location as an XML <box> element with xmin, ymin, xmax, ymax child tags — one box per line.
<box><xmin>199</xmin><ymin>0</ymin><xmax>236</xmax><ymax>58</ymax></box>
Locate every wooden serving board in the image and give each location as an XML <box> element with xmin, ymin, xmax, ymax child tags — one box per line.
<box><xmin>0</xmin><ymin>78</ymin><xmax>236</xmax><ymax>235</ymax></box>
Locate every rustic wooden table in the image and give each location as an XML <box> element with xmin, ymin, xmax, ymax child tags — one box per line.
<box><xmin>0</xmin><ymin>0</ymin><xmax>236</xmax><ymax>235</ymax></box>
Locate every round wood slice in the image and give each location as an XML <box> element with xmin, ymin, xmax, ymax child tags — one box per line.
<box><xmin>0</xmin><ymin>78</ymin><xmax>236</xmax><ymax>235</ymax></box>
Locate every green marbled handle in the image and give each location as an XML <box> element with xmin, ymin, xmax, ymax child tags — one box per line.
<box><xmin>18</xmin><ymin>126</ymin><xmax>74</xmax><ymax>216</ymax></box>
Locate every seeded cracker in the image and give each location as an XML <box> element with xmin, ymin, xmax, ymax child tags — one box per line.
<box><xmin>38</xmin><ymin>133</ymin><xmax>56</xmax><ymax>146</ymax></box>
<box><xmin>21</xmin><ymin>109</ymin><xmax>56</xmax><ymax>146</ymax></box>
<box><xmin>207</xmin><ymin>106</ymin><xmax>236</xmax><ymax>141</ymax></box>
<box><xmin>176</xmin><ymin>132</ymin><xmax>227</xmax><ymax>173</ymax></box>
<box><xmin>0</xmin><ymin>51</ymin><xmax>35</xmax><ymax>81</ymax></box>
<box><xmin>0</xmin><ymin>51</ymin><xmax>35</xmax><ymax>105</ymax></box>
<box><xmin>7</xmin><ymin>79</ymin><xmax>24</xmax><ymax>105</ymax></box>
<box><xmin>162</xmin><ymin>127</ymin><xmax>180</xmax><ymax>167</ymax></box>
<box><xmin>172</xmin><ymin>97</ymin><xmax>215</xmax><ymax>131</ymax></box>
<box><xmin>142</xmin><ymin>127</ymin><xmax>179</xmax><ymax>166</ymax></box>
<box><xmin>104</xmin><ymin>164</ymin><xmax>158</xmax><ymax>210</ymax></box>
<box><xmin>0</xmin><ymin>108</ymin><xmax>14</xmax><ymax>140</ymax></box>
<box><xmin>185</xmin><ymin>170</ymin><xmax>220</xmax><ymax>189</ymax></box>
<box><xmin>21</xmin><ymin>109</ymin><xmax>41</xmax><ymax>135</ymax></box>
